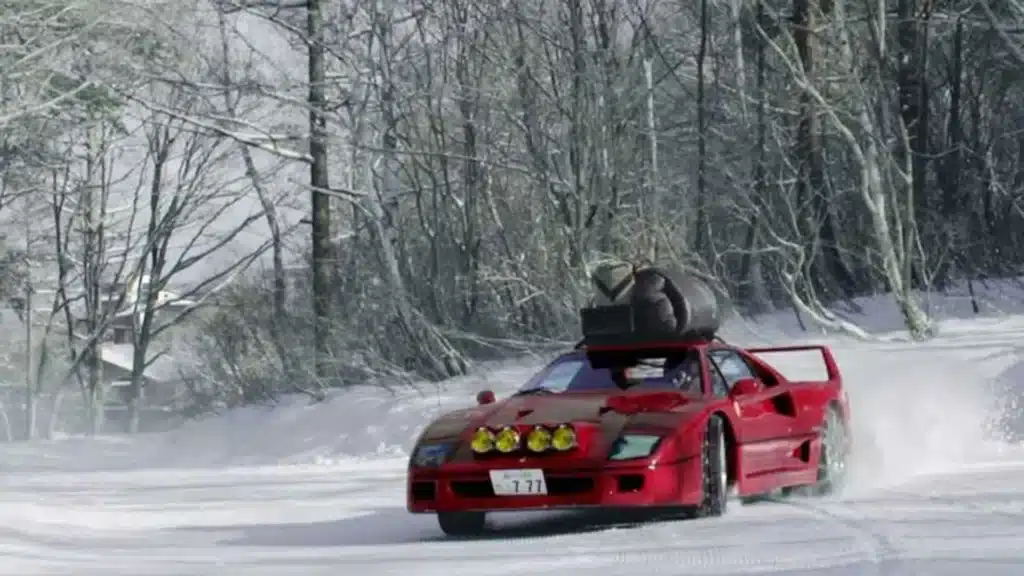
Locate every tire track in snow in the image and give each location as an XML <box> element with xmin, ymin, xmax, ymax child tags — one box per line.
<box><xmin>761</xmin><ymin>496</ymin><xmax>900</xmax><ymax>576</ymax></box>
<box><xmin>756</xmin><ymin>469</ymin><xmax>1024</xmax><ymax>576</ymax></box>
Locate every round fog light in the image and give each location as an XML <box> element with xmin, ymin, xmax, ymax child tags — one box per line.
<box><xmin>551</xmin><ymin>424</ymin><xmax>577</xmax><ymax>451</ymax></box>
<box><xmin>471</xmin><ymin>427</ymin><xmax>495</xmax><ymax>453</ymax></box>
<box><xmin>526</xmin><ymin>426</ymin><xmax>552</xmax><ymax>452</ymax></box>
<box><xmin>495</xmin><ymin>426</ymin><xmax>521</xmax><ymax>453</ymax></box>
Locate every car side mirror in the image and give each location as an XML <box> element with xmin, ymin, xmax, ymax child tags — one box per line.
<box><xmin>730</xmin><ymin>377</ymin><xmax>764</xmax><ymax>397</ymax></box>
<box><xmin>476</xmin><ymin>390</ymin><xmax>496</xmax><ymax>405</ymax></box>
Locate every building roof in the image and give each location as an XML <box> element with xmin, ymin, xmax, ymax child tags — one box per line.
<box><xmin>111</xmin><ymin>289</ymin><xmax>199</xmax><ymax>318</ymax></box>
<box><xmin>98</xmin><ymin>343</ymin><xmax>182</xmax><ymax>383</ymax></box>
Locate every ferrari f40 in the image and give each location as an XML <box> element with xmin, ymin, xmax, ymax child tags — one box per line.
<box><xmin>406</xmin><ymin>339</ymin><xmax>852</xmax><ymax>536</ymax></box>
<box><xmin>408</xmin><ymin>266</ymin><xmax>851</xmax><ymax>536</ymax></box>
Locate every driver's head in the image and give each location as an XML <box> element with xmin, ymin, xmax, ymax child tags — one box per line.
<box><xmin>665</xmin><ymin>350</ymin><xmax>702</xmax><ymax>391</ymax></box>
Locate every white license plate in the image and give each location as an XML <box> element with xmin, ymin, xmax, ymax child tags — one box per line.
<box><xmin>489</xmin><ymin>468</ymin><xmax>547</xmax><ymax>496</ymax></box>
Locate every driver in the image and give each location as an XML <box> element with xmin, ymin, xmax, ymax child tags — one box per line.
<box><xmin>664</xmin><ymin>350</ymin><xmax>702</xmax><ymax>393</ymax></box>
<box><xmin>608</xmin><ymin>351</ymin><xmax>702</xmax><ymax>392</ymax></box>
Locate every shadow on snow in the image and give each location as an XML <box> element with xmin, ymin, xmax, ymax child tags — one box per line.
<box><xmin>175</xmin><ymin>506</ymin><xmax>670</xmax><ymax>547</ymax></box>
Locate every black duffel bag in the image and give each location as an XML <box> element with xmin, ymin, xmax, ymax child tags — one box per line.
<box><xmin>581</xmin><ymin>261</ymin><xmax>721</xmax><ymax>344</ymax></box>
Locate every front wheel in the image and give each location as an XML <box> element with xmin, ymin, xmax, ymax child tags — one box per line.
<box><xmin>437</xmin><ymin>511</ymin><xmax>486</xmax><ymax>536</ymax></box>
<box><xmin>695</xmin><ymin>416</ymin><xmax>728</xmax><ymax>517</ymax></box>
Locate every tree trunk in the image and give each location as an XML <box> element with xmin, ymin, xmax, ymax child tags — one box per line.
<box><xmin>936</xmin><ymin>16</ymin><xmax>963</xmax><ymax>289</ymax></box>
<box><xmin>308</xmin><ymin>0</ymin><xmax>333</xmax><ymax>381</ymax></box>
<box><xmin>897</xmin><ymin>0</ymin><xmax>931</xmax><ymax>289</ymax></box>
<box><xmin>216</xmin><ymin>12</ymin><xmax>293</xmax><ymax>388</ymax></box>
<box><xmin>373</xmin><ymin>11</ymin><xmax>468</xmax><ymax>380</ymax></box>
<box><xmin>452</xmin><ymin>2</ymin><xmax>483</xmax><ymax>326</ymax></box>
<box><xmin>23</xmin><ymin>286</ymin><xmax>34</xmax><ymax>440</ymax></box>
<box><xmin>792</xmin><ymin>0</ymin><xmax>855</xmax><ymax>299</ymax></box>
<box><xmin>693</xmin><ymin>0</ymin><xmax>710</xmax><ymax>258</ymax></box>
<box><xmin>89</xmin><ymin>351</ymin><xmax>104</xmax><ymax>435</ymax></box>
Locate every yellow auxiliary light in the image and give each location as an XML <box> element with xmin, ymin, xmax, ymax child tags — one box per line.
<box><xmin>526</xmin><ymin>426</ymin><xmax>553</xmax><ymax>452</ymax></box>
<box><xmin>551</xmin><ymin>424</ymin><xmax>577</xmax><ymax>451</ymax></box>
<box><xmin>470</xmin><ymin>427</ymin><xmax>496</xmax><ymax>453</ymax></box>
<box><xmin>494</xmin><ymin>426</ymin><xmax>521</xmax><ymax>453</ymax></box>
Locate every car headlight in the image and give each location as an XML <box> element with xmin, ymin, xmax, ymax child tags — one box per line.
<box><xmin>411</xmin><ymin>443</ymin><xmax>454</xmax><ymax>467</ymax></box>
<box><xmin>608</xmin><ymin>435</ymin><xmax>661</xmax><ymax>460</ymax></box>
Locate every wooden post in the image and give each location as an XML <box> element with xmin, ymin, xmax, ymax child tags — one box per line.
<box><xmin>24</xmin><ymin>285</ymin><xmax>33</xmax><ymax>441</ymax></box>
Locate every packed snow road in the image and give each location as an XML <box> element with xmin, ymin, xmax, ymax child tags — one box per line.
<box><xmin>0</xmin><ymin>313</ymin><xmax>1022</xmax><ymax>575</ymax></box>
<box><xmin>0</xmin><ymin>456</ymin><xmax>1021</xmax><ymax>575</ymax></box>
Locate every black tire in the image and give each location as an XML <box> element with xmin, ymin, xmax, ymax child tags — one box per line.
<box><xmin>812</xmin><ymin>407</ymin><xmax>849</xmax><ymax>496</ymax></box>
<box><xmin>437</xmin><ymin>511</ymin><xmax>486</xmax><ymax>536</ymax></box>
<box><xmin>695</xmin><ymin>415</ymin><xmax>728</xmax><ymax>517</ymax></box>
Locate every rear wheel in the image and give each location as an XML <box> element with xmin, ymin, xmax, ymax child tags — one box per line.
<box><xmin>437</xmin><ymin>511</ymin><xmax>486</xmax><ymax>537</ymax></box>
<box><xmin>695</xmin><ymin>415</ymin><xmax>728</xmax><ymax>517</ymax></box>
<box><xmin>812</xmin><ymin>407</ymin><xmax>848</xmax><ymax>496</ymax></box>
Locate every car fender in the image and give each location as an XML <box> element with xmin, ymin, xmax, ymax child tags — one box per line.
<box><xmin>658</xmin><ymin>407</ymin><xmax>741</xmax><ymax>489</ymax></box>
<box><xmin>785</xmin><ymin>383</ymin><xmax>843</xmax><ymax>435</ymax></box>
<box><xmin>416</xmin><ymin>406</ymin><xmax>490</xmax><ymax>444</ymax></box>
<box><xmin>661</xmin><ymin>407</ymin><xmax>721</xmax><ymax>460</ymax></box>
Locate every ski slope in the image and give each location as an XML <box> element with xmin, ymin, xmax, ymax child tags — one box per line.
<box><xmin>0</xmin><ymin>302</ymin><xmax>1023</xmax><ymax>574</ymax></box>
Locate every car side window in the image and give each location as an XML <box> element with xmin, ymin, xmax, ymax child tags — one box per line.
<box><xmin>708</xmin><ymin>349</ymin><xmax>756</xmax><ymax>390</ymax></box>
<box><xmin>706</xmin><ymin>359</ymin><xmax>729</xmax><ymax>397</ymax></box>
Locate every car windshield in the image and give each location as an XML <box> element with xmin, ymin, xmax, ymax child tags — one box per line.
<box><xmin>516</xmin><ymin>351</ymin><xmax>701</xmax><ymax>394</ymax></box>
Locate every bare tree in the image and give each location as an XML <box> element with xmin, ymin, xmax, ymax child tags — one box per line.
<box><xmin>0</xmin><ymin>0</ymin><xmax>109</xmax><ymax>128</ymax></box>
<box><xmin>122</xmin><ymin>85</ymin><xmax>267</xmax><ymax>432</ymax></box>
<box><xmin>758</xmin><ymin>0</ymin><xmax>934</xmax><ymax>338</ymax></box>
<box><xmin>6</xmin><ymin>0</ymin><xmax>1024</xmax><ymax>427</ymax></box>
<box><xmin>211</xmin><ymin>11</ymin><xmax>299</xmax><ymax>387</ymax></box>
<box><xmin>305</xmin><ymin>0</ymin><xmax>333</xmax><ymax>380</ymax></box>
<box><xmin>49</xmin><ymin>113</ymin><xmax>142</xmax><ymax>434</ymax></box>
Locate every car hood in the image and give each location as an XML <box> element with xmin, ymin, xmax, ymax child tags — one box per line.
<box><xmin>418</xmin><ymin>391</ymin><xmax>710</xmax><ymax>462</ymax></box>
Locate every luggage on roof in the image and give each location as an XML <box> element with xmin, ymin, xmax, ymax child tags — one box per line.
<box><xmin>582</xmin><ymin>260</ymin><xmax>721</xmax><ymax>345</ymax></box>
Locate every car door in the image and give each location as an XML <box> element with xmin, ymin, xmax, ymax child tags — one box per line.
<box><xmin>707</xmin><ymin>348</ymin><xmax>802</xmax><ymax>476</ymax></box>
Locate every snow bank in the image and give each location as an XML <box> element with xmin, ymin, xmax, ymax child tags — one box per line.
<box><xmin>724</xmin><ymin>277</ymin><xmax>1024</xmax><ymax>340</ymax></box>
<box><xmin>146</xmin><ymin>360</ymin><xmax>542</xmax><ymax>468</ymax></box>
<box><xmin>0</xmin><ymin>359</ymin><xmax>545</xmax><ymax>473</ymax></box>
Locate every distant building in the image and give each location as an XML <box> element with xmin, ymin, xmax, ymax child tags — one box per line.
<box><xmin>98</xmin><ymin>342</ymin><xmax>186</xmax><ymax>432</ymax></box>
<box><xmin>70</xmin><ymin>272</ymin><xmax>202</xmax><ymax>432</ymax></box>
<box><xmin>76</xmin><ymin>273</ymin><xmax>198</xmax><ymax>344</ymax></box>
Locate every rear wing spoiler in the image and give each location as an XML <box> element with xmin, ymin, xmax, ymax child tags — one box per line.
<box><xmin>744</xmin><ymin>344</ymin><xmax>840</xmax><ymax>383</ymax></box>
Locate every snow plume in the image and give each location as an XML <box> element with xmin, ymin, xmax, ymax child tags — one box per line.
<box><xmin>989</xmin><ymin>354</ymin><xmax>1024</xmax><ymax>441</ymax></box>
<box><xmin>839</xmin><ymin>340</ymin><xmax>1010</xmax><ymax>494</ymax></box>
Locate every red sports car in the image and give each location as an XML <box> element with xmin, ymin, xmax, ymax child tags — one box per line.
<box><xmin>406</xmin><ymin>337</ymin><xmax>852</xmax><ymax>536</ymax></box>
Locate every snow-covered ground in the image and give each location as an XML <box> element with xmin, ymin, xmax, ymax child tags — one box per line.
<box><xmin>1</xmin><ymin>285</ymin><xmax>1023</xmax><ymax>574</ymax></box>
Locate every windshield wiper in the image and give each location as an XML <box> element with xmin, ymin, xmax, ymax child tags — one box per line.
<box><xmin>512</xmin><ymin>388</ymin><xmax>556</xmax><ymax>396</ymax></box>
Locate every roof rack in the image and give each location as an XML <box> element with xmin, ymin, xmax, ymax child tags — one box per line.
<box><xmin>583</xmin><ymin>342</ymin><xmax>707</xmax><ymax>370</ymax></box>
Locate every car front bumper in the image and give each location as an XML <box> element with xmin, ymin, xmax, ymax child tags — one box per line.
<box><xmin>407</xmin><ymin>456</ymin><xmax>704</xmax><ymax>513</ymax></box>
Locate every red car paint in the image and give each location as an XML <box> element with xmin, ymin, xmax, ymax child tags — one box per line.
<box><xmin>407</xmin><ymin>341</ymin><xmax>848</xmax><ymax>515</ymax></box>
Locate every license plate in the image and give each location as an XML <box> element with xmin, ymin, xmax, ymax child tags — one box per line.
<box><xmin>489</xmin><ymin>469</ymin><xmax>547</xmax><ymax>496</ymax></box>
